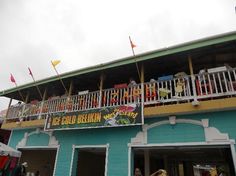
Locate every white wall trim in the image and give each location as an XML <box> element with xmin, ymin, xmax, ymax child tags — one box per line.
<box><xmin>130</xmin><ymin>141</ymin><xmax>234</xmax><ymax>147</ymax></box>
<box><xmin>17</xmin><ymin>128</ymin><xmax>59</xmax><ymax>148</ymax></box>
<box><xmin>73</xmin><ymin>144</ymin><xmax>109</xmax><ymax>149</ymax></box>
<box><xmin>131</xmin><ymin>118</ymin><xmax>230</xmax><ymax>145</ymax></box>
<box><xmin>52</xmin><ymin>145</ymin><xmax>60</xmax><ymax>176</ymax></box>
<box><xmin>69</xmin><ymin>144</ymin><xmax>109</xmax><ymax>176</ymax></box>
<box><xmin>128</xmin><ymin>141</ymin><xmax>236</xmax><ymax>176</ymax></box>
<box><xmin>230</xmin><ymin>140</ymin><xmax>236</xmax><ymax>173</ymax></box>
<box><xmin>147</xmin><ymin>118</ymin><xmax>203</xmax><ymax>130</ymax></box>
<box><xmin>17</xmin><ymin>145</ymin><xmax>60</xmax><ymax>176</ymax></box>
<box><xmin>69</xmin><ymin>145</ymin><xmax>75</xmax><ymax>176</ymax></box>
<box><xmin>128</xmin><ymin>143</ymin><xmax>131</xmax><ymax>176</ymax></box>
<box><xmin>7</xmin><ymin>130</ymin><xmax>13</xmax><ymax>146</ymax></box>
<box><xmin>105</xmin><ymin>143</ymin><xmax>109</xmax><ymax>176</ymax></box>
<box><xmin>130</xmin><ymin>117</ymin><xmax>233</xmax><ymax>175</ymax></box>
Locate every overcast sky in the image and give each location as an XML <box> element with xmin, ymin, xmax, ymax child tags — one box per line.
<box><xmin>0</xmin><ymin>0</ymin><xmax>236</xmax><ymax>110</ymax></box>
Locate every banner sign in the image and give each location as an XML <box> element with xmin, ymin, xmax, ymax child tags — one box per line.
<box><xmin>44</xmin><ymin>103</ymin><xmax>143</xmax><ymax>130</ymax></box>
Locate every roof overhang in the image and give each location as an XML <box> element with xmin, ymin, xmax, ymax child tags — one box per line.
<box><xmin>1</xmin><ymin>30</ymin><xmax>236</xmax><ymax>101</ymax></box>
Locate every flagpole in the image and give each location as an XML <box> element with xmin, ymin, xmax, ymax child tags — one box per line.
<box><xmin>129</xmin><ymin>36</ymin><xmax>136</xmax><ymax>56</ymax></box>
<box><xmin>129</xmin><ymin>36</ymin><xmax>141</xmax><ymax>82</ymax></box>
<box><xmin>14</xmin><ymin>82</ymin><xmax>25</xmax><ymax>102</ymax></box>
<box><xmin>51</xmin><ymin>61</ymin><xmax>68</xmax><ymax>95</ymax></box>
<box><xmin>10</xmin><ymin>74</ymin><xmax>25</xmax><ymax>102</ymax></box>
<box><xmin>29</xmin><ymin>69</ymin><xmax>43</xmax><ymax>100</ymax></box>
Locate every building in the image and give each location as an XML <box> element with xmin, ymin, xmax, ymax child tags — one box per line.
<box><xmin>1</xmin><ymin>31</ymin><xmax>236</xmax><ymax>176</ymax></box>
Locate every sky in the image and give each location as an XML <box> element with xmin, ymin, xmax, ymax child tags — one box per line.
<box><xmin>0</xmin><ymin>0</ymin><xmax>236</xmax><ymax>111</ymax></box>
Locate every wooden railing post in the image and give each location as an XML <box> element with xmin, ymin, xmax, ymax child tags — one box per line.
<box><xmin>20</xmin><ymin>92</ymin><xmax>30</xmax><ymax>118</ymax></box>
<box><xmin>5</xmin><ymin>98</ymin><xmax>13</xmax><ymax>121</ymax></box>
<box><xmin>38</xmin><ymin>88</ymin><xmax>47</xmax><ymax>119</ymax></box>
<box><xmin>188</xmin><ymin>55</ymin><xmax>198</xmax><ymax>104</ymax></box>
<box><xmin>99</xmin><ymin>74</ymin><xmax>104</xmax><ymax>108</ymax></box>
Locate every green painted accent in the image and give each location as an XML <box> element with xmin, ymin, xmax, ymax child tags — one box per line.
<box><xmin>1</xmin><ymin>31</ymin><xmax>236</xmax><ymax>97</ymax></box>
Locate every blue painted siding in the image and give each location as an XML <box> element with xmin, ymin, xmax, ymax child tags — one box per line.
<box><xmin>8</xmin><ymin>129</ymin><xmax>33</xmax><ymax>148</ymax></box>
<box><xmin>27</xmin><ymin>133</ymin><xmax>49</xmax><ymax>146</ymax></box>
<box><xmin>7</xmin><ymin>110</ymin><xmax>236</xmax><ymax>176</ymax></box>
<box><xmin>54</xmin><ymin>127</ymin><xmax>139</xmax><ymax>176</ymax></box>
<box><xmin>148</xmin><ymin>123</ymin><xmax>205</xmax><ymax>143</ymax></box>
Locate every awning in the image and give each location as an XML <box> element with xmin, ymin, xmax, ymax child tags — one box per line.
<box><xmin>0</xmin><ymin>142</ymin><xmax>21</xmax><ymax>157</ymax></box>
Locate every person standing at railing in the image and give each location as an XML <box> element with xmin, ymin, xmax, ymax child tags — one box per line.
<box><xmin>129</xmin><ymin>78</ymin><xmax>137</xmax><ymax>86</ymax></box>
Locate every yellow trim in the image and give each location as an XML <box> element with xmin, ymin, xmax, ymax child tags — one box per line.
<box><xmin>1</xmin><ymin>119</ymin><xmax>45</xmax><ymax>130</ymax></box>
<box><xmin>144</xmin><ymin>97</ymin><xmax>236</xmax><ymax>117</ymax></box>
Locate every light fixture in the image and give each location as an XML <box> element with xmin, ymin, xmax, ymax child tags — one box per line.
<box><xmin>169</xmin><ymin>116</ymin><xmax>176</xmax><ymax>125</ymax></box>
<box><xmin>192</xmin><ymin>100</ymin><xmax>200</xmax><ymax>106</ymax></box>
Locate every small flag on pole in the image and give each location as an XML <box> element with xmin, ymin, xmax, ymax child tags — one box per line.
<box><xmin>10</xmin><ymin>74</ymin><xmax>16</xmax><ymax>83</ymax></box>
<box><xmin>10</xmin><ymin>73</ymin><xmax>24</xmax><ymax>101</ymax></box>
<box><xmin>129</xmin><ymin>36</ymin><xmax>136</xmax><ymax>48</ymax></box>
<box><xmin>128</xmin><ymin>36</ymin><xmax>141</xmax><ymax>81</ymax></box>
<box><xmin>28</xmin><ymin>67</ymin><xmax>33</xmax><ymax>76</ymax></box>
<box><xmin>51</xmin><ymin>59</ymin><xmax>68</xmax><ymax>94</ymax></box>
<box><xmin>51</xmin><ymin>60</ymin><xmax>61</xmax><ymax>67</ymax></box>
<box><xmin>28</xmin><ymin>67</ymin><xmax>43</xmax><ymax>99</ymax></box>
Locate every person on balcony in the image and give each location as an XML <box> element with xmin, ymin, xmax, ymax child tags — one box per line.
<box><xmin>129</xmin><ymin>78</ymin><xmax>137</xmax><ymax>86</ymax></box>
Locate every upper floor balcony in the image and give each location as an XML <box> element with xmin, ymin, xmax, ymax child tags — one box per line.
<box><xmin>4</xmin><ymin>66</ymin><xmax>236</xmax><ymax>124</ymax></box>
<box><xmin>1</xmin><ymin>31</ymin><xmax>236</xmax><ymax>129</ymax></box>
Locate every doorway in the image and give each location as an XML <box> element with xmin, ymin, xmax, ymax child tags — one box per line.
<box><xmin>19</xmin><ymin>148</ymin><xmax>57</xmax><ymax>176</ymax></box>
<box><xmin>75</xmin><ymin>147</ymin><xmax>107</xmax><ymax>176</ymax></box>
<box><xmin>133</xmin><ymin>145</ymin><xmax>235</xmax><ymax>176</ymax></box>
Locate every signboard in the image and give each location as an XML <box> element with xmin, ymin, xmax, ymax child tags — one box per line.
<box><xmin>44</xmin><ymin>103</ymin><xmax>143</xmax><ymax>130</ymax></box>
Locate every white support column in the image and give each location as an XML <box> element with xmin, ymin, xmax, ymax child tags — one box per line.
<box><xmin>230</xmin><ymin>140</ymin><xmax>236</xmax><ymax>174</ymax></box>
<box><xmin>144</xmin><ymin>150</ymin><xmax>150</xmax><ymax>176</ymax></box>
<box><xmin>128</xmin><ymin>144</ymin><xmax>131</xmax><ymax>176</ymax></box>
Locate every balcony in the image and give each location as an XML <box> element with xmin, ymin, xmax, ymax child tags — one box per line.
<box><xmin>3</xmin><ymin>67</ymin><xmax>236</xmax><ymax>128</ymax></box>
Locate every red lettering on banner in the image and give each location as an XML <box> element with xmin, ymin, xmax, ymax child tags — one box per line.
<box><xmin>145</xmin><ymin>84</ymin><xmax>156</xmax><ymax>98</ymax></box>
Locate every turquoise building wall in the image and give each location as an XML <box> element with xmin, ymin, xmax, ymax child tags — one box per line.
<box><xmin>8</xmin><ymin>110</ymin><xmax>236</xmax><ymax>176</ymax></box>
<box><xmin>9</xmin><ymin>126</ymin><xmax>140</xmax><ymax>176</ymax></box>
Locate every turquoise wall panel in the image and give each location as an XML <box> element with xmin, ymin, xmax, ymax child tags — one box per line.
<box><xmin>53</xmin><ymin>126</ymin><xmax>140</xmax><ymax>176</ymax></box>
<box><xmin>26</xmin><ymin>133</ymin><xmax>49</xmax><ymax>146</ymax></box>
<box><xmin>8</xmin><ymin>110</ymin><xmax>236</xmax><ymax>176</ymax></box>
<box><xmin>148</xmin><ymin>123</ymin><xmax>205</xmax><ymax>143</ymax></box>
<box><xmin>9</xmin><ymin>129</ymin><xmax>33</xmax><ymax>148</ymax></box>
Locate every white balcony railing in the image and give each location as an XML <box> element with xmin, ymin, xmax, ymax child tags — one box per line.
<box><xmin>195</xmin><ymin>68</ymin><xmax>236</xmax><ymax>98</ymax></box>
<box><xmin>143</xmin><ymin>75</ymin><xmax>193</xmax><ymax>104</ymax></box>
<box><xmin>5</xmin><ymin>68</ymin><xmax>236</xmax><ymax>121</ymax></box>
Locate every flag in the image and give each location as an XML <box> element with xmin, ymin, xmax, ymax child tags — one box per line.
<box><xmin>51</xmin><ymin>60</ymin><xmax>61</xmax><ymax>67</ymax></box>
<box><xmin>129</xmin><ymin>36</ymin><xmax>136</xmax><ymax>48</ymax></box>
<box><xmin>10</xmin><ymin>74</ymin><xmax>16</xmax><ymax>83</ymax></box>
<box><xmin>28</xmin><ymin>67</ymin><xmax>33</xmax><ymax>76</ymax></box>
